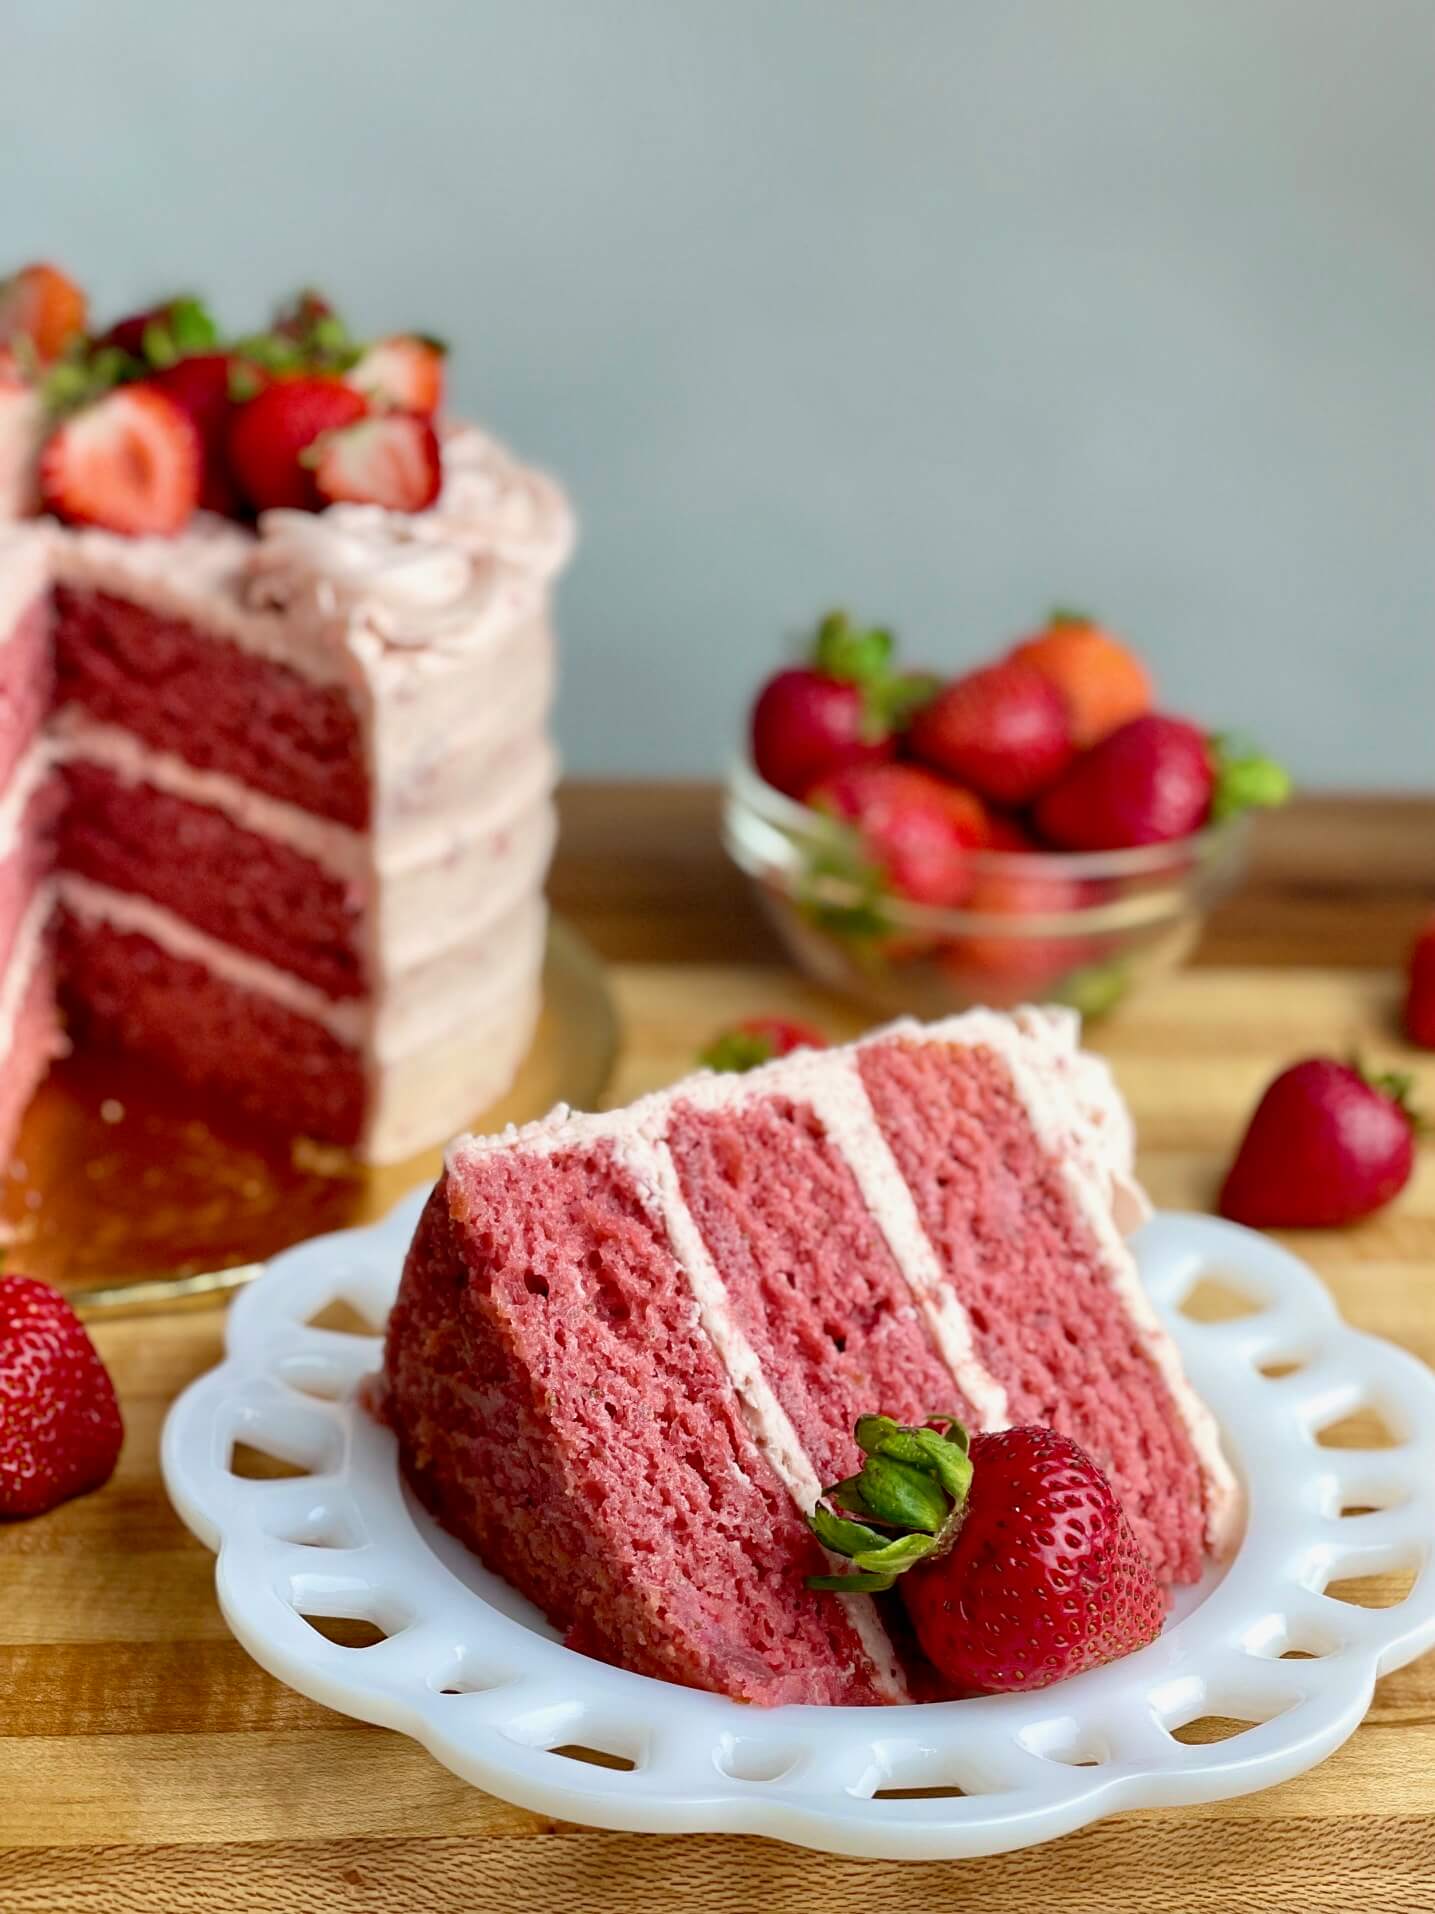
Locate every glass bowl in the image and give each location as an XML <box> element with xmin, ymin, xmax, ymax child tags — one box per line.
<box><xmin>722</xmin><ymin>759</ymin><xmax>1249</xmax><ymax>1021</ymax></box>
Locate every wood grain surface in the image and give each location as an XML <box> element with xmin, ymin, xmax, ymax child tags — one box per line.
<box><xmin>3</xmin><ymin>788</ymin><xmax>1434</xmax><ymax>1913</ymax></box>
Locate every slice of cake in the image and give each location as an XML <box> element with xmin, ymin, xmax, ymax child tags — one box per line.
<box><xmin>381</xmin><ymin>1007</ymin><xmax>1239</xmax><ymax>1707</ymax></box>
<box><xmin>0</xmin><ymin>265</ymin><xmax>571</xmax><ymax>1170</ymax></box>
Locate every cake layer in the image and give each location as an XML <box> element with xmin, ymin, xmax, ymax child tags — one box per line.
<box><xmin>666</xmin><ymin>1095</ymin><xmax>976</xmax><ymax>1488</ymax></box>
<box><xmin>857</xmin><ymin>1034</ymin><xmax>1219</xmax><ymax>1583</ymax></box>
<box><xmin>0</xmin><ymin>597</ymin><xmax>53</xmax><ymax>795</ymax></box>
<box><xmin>384</xmin><ymin>1159</ymin><xmax>898</xmax><ymax>1705</ymax></box>
<box><xmin>52</xmin><ymin>585</ymin><xmax>369</xmax><ymax>827</ymax></box>
<box><xmin>0</xmin><ymin>761</ymin><xmax>62</xmax><ymax>980</ymax></box>
<box><xmin>359</xmin><ymin>972</ymin><xmax>543</xmax><ymax>1164</ymax></box>
<box><xmin>58</xmin><ymin>759</ymin><xmax>366</xmax><ymax>1001</ymax></box>
<box><xmin>57</xmin><ymin>910</ymin><xmax>366</xmax><ymax>1146</ymax></box>
<box><xmin>0</xmin><ymin>897</ymin><xmax>63</xmax><ymax>1173</ymax></box>
<box><xmin>52</xmin><ymin>706</ymin><xmax>559</xmax><ymax>977</ymax></box>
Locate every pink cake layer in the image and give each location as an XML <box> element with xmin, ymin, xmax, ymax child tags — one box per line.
<box><xmin>59</xmin><ymin>760</ymin><xmax>364</xmax><ymax>1000</ymax></box>
<box><xmin>0</xmin><ymin>778</ymin><xmax>61</xmax><ymax>981</ymax></box>
<box><xmin>385</xmin><ymin>1157</ymin><xmax>892</xmax><ymax>1706</ymax></box>
<box><xmin>53</xmin><ymin>586</ymin><xmax>368</xmax><ymax>828</ymax></box>
<box><xmin>58</xmin><ymin>913</ymin><xmax>365</xmax><ymax>1146</ymax></box>
<box><xmin>666</xmin><ymin>1094</ymin><xmax>978</xmax><ymax>1488</ymax></box>
<box><xmin>0</xmin><ymin>950</ymin><xmax>61</xmax><ymax>1173</ymax></box>
<box><xmin>858</xmin><ymin>1037</ymin><xmax>1208</xmax><ymax>1583</ymax></box>
<box><xmin>0</xmin><ymin>598</ymin><xmax>52</xmax><ymax>794</ymax></box>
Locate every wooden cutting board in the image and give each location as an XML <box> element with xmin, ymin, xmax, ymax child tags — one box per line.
<box><xmin>3</xmin><ymin>956</ymin><xmax>1434</xmax><ymax>1913</ymax></box>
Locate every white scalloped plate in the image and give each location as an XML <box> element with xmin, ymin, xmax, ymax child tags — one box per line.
<box><xmin>161</xmin><ymin>1194</ymin><xmax>1435</xmax><ymax>1860</ymax></box>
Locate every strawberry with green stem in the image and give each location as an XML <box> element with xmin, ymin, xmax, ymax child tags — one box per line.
<box><xmin>808</xmin><ymin>1414</ymin><xmax>1165</xmax><ymax>1694</ymax></box>
<box><xmin>699</xmin><ymin>1017</ymin><xmax>828</xmax><ymax>1073</ymax></box>
<box><xmin>750</xmin><ymin>610</ymin><xmax>936</xmax><ymax>799</ymax></box>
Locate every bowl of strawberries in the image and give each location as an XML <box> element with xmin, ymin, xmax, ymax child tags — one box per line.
<box><xmin>726</xmin><ymin>608</ymin><xmax>1290</xmax><ymax>1020</ymax></box>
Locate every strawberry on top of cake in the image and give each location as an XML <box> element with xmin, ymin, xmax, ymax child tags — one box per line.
<box><xmin>0</xmin><ymin>261</ymin><xmax>572</xmax><ymax>1170</ymax></box>
<box><xmin>381</xmin><ymin>1005</ymin><xmax>1240</xmax><ymax>1707</ymax></box>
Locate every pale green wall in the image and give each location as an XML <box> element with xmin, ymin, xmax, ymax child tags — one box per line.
<box><xmin>5</xmin><ymin>0</ymin><xmax>1431</xmax><ymax>783</ymax></box>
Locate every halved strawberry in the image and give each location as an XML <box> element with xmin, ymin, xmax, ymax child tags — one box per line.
<box><xmin>226</xmin><ymin>375</ymin><xmax>368</xmax><ymax>512</ymax></box>
<box><xmin>0</xmin><ymin>263</ymin><xmax>87</xmax><ymax>366</ymax></box>
<box><xmin>39</xmin><ymin>386</ymin><xmax>200</xmax><ymax>535</ymax></box>
<box><xmin>346</xmin><ymin>335</ymin><xmax>445</xmax><ymax>415</ymax></box>
<box><xmin>311</xmin><ymin>412</ymin><xmax>441</xmax><ymax>513</ymax></box>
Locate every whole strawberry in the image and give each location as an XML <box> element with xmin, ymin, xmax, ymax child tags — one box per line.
<box><xmin>750</xmin><ymin>610</ymin><xmax>933</xmax><ymax>799</ymax></box>
<box><xmin>808</xmin><ymin>761</ymin><xmax>984</xmax><ymax>910</ymax></box>
<box><xmin>0</xmin><ymin>1274</ymin><xmax>123</xmax><ymax>1518</ymax></box>
<box><xmin>700</xmin><ymin>1016</ymin><xmax>828</xmax><ymax>1073</ymax></box>
<box><xmin>1406</xmin><ymin>916</ymin><xmax>1435</xmax><ymax>1050</ymax></box>
<box><xmin>1034</xmin><ymin>714</ymin><xmax>1290</xmax><ymax>851</ymax></box>
<box><xmin>1219</xmin><ymin>1059</ymin><xmax>1419</xmax><ymax>1228</ymax></box>
<box><xmin>910</xmin><ymin>659</ymin><xmax>1075</xmax><ymax>805</ymax></box>
<box><xmin>808</xmin><ymin>1416</ymin><xmax>1163</xmax><ymax>1694</ymax></box>
<box><xmin>1009</xmin><ymin>609</ymin><xmax>1153</xmax><ymax>748</ymax></box>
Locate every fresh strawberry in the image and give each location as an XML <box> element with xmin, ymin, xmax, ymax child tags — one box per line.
<box><xmin>1034</xmin><ymin>715</ymin><xmax>1210</xmax><ymax>849</ymax></box>
<box><xmin>226</xmin><ymin>374</ymin><xmax>368</xmax><ymax>512</ymax></box>
<box><xmin>311</xmin><ymin>411</ymin><xmax>442</xmax><ymax>512</ymax></box>
<box><xmin>909</xmin><ymin>660</ymin><xmax>1075</xmax><ymax>805</ymax></box>
<box><xmin>97</xmin><ymin>294</ymin><xmax>218</xmax><ymax>367</ymax></box>
<box><xmin>1219</xmin><ymin>1059</ymin><xmax>1419</xmax><ymax>1228</ymax></box>
<box><xmin>0</xmin><ymin>263</ymin><xmax>87</xmax><ymax>365</ymax></box>
<box><xmin>750</xmin><ymin>611</ymin><xmax>909</xmax><ymax>798</ymax></box>
<box><xmin>948</xmin><ymin>866</ymin><xmax>1094</xmax><ymax>993</ymax></box>
<box><xmin>700</xmin><ymin>1016</ymin><xmax>829</xmax><ymax>1073</ymax></box>
<box><xmin>0</xmin><ymin>1274</ymin><xmax>123</xmax><ymax>1517</ymax></box>
<box><xmin>752</xmin><ymin>671</ymin><xmax>891</xmax><ymax>798</ymax></box>
<box><xmin>347</xmin><ymin>335</ymin><xmax>445</xmax><ymax>415</ymax></box>
<box><xmin>809</xmin><ymin>762</ymin><xmax>983</xmax><ymax>910</ymax></box>
<box><xmin>1010</xmin><ymin>609</ymin><xmax>1154</xmax><ymax>748</ymax></box>
<box><xmin>39</xmin><ymin>386</ymin><xmax>200</xmax><ymax>535</ymax></box>
<box><xmin>145</xmin><ymin>354</ymin><xmax>241</xmax><ymax>515</ymax></box>
<box><xmin>1034</xmin><ymin>715</ymin><xmax>1291</xmax><ymax>851</ymax></box>
<box><xmin>1405</xmin><ymin>917</ymin><xmax>1435</xmax><ymax>1050</ymax></box>
<box><xmin>808</xmin><ymin>1416</ymin><xmax>1164</xmax><ymax>1694</ymax></box>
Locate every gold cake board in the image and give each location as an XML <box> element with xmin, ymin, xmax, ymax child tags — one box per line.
<box><xmin>0</xmin><ymin>917</ymin><xmax>618</xmax><ymax>1315</ymax></box>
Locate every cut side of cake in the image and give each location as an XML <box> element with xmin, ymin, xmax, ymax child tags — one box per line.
<box><xmin>382</xmin><ymin>1007</ymin><xmax>1240</xmax><ymax>1708</ymax></box>
<box><xmin>0</xmin><ymin>434</ymin><xmax>569</xmax><ymax>1169</ymax></box>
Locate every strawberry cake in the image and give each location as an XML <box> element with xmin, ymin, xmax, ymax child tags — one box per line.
<box><xmin>0</xmin><ymin>264</ymin><xmax>572</xmax><ymax>1168</ymax></box>
<box><xmin>381</xmin><ymin>1006</ymin><xmax>1240</xmax><ymax>1707</ymax></box>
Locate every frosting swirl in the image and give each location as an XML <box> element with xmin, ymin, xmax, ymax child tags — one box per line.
<box><xmin>241</xmin><ymin>426</ymin><xmax>573</xmax><ymax>648</ymax></box>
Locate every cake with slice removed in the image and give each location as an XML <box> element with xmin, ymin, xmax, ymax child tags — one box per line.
<box><xmin>381</xmin><ymin>1005</ymin><xmax>1240</xmax><ymax>1707</ymax></box>
<box><xmin>0</xmin><ymin>263</ymin><xmax>571</xmax><ymax>1173</ymax></box>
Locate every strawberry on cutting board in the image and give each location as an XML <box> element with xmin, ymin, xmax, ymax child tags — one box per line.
<box><xmin>1219</xmin><ymin>1059</ymin><xmax>1420</xmax><ymax>1228</ymax></box>
<box><xmin>39</xmin><ymin>385</ymin><xmax>201</xmax><ymax>535</ymax></box>
<box><xmin>1406</xmin><ymin>916</ymin><xmax>1435</xmax><ymax>1050</ymax></box>
<box><xmin>700</xmin><ymin>1017</ymin><xmax>829</xmax><ymax>1073</ymax></box>
<box><xmin>808</xmin><ymin>1415</ymin><xmax>1164</xmax><ymax>1694</ymax></box>
<box><xmin>909</xmin><ymin>658</ymin><xmax>1075</xmax><ymax>806</ymax></box>
<box><xmin>0</xmin><ymin>1274</ymin><xmax>123</xmax><ymax>1517</ymax></box>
